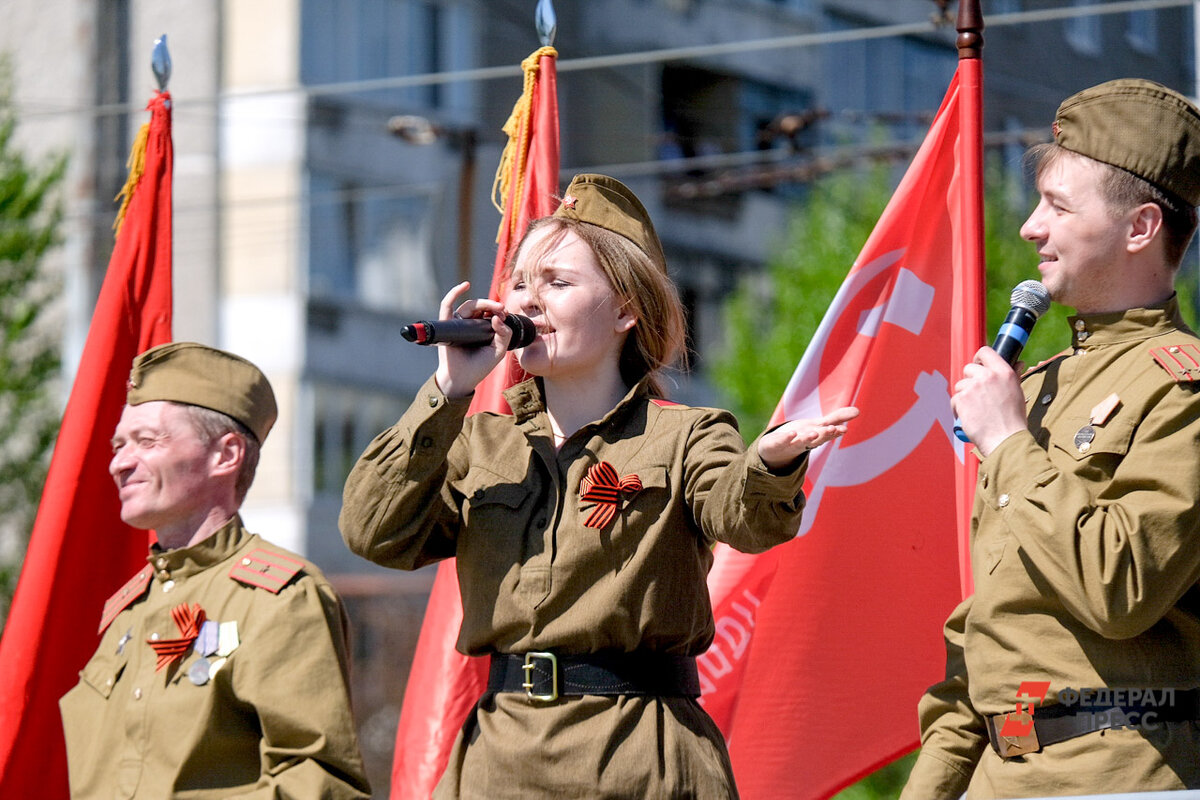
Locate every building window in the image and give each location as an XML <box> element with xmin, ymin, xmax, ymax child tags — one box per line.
<box><xmin>312</xmin><ymin>383</ymin><xmax>410</xmax><ymax>495</ymax></box>
<box><xmin>1065</xmin><ymin>0</ymin><xmax>1102</xmax><ymax>55</ymax></box>
<box><xmin>308</xmin><ymin>173</ymin><xmax>438</xmax><ymax>313</ymax></box>
<box><xmin>300</xmin><ymin>0</ymin><xmax>449</xmax><ymax>109</ymax></box>
<box><xmin>1126</xmin><ymin>10</ymin><xmax>1157</xmax><ymax>53</ymax></box>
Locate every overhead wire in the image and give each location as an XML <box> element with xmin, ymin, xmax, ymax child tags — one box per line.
<box><xmin>11</xmin><ymin>0</ymin><xmax>1195</xmax><ymax>121</ymax></box>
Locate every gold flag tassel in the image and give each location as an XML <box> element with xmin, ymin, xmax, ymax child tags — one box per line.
<box><xmin>491</xmin><ymin>46</ymin><xmax>557</xmax><ymax>244</ymax></box>
<box><xmin>112</xmin><ymin>121</ymin><xmax>151</xmax><ymax>239</ymax></box>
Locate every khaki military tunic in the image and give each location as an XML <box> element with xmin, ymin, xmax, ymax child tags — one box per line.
<box><xmin>341</xmin><ymin>375</ymin><xmax>808</xmax><ymax>799</ymax></box>
<box><xmin>60</xmin><ymin>516</ymin><xmax>370</xmax><ymax>799</ymax></box>
<box><xmin>903</xmin><ymin>299</ymin><xmax>1200</xmax><ymax>799</ymax></box>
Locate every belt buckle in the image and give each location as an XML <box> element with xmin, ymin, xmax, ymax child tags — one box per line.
<box><xmin>993</xmin><ymin>711</ymin><xmax>1041</xmax><ymax>759</ymax></box>
<box><xmin>522</xmin><ymin>652</ymin><xmax>558</xmax><ymax>702</ymax></box>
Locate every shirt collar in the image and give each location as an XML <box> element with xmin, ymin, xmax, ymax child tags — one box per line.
<box><xmin>147</xmin><ymin>514</ymin><xmax>249</xmax><ymax>579</ymax></box>
<box><xmin>1066</xmin><ymin>295</ymin><xmax>1188</xmax><ymax>351</ymax></box>
<box><xmin>502</xmin><ymin>377</ymin><xmax>654</xmax><ymax>433</ymax></box>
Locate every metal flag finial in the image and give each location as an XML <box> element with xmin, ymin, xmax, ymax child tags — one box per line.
<box><xmin>536</xmin><ymin>0</ymin><xmax>557</xmax><ymax>47</ymax></box>
<box><xmin>152</xmin><ymin>34</ymin><xmax>172</xmax><ymax>91</ymax></box>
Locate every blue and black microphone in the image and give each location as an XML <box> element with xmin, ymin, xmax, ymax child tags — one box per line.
<box><xmin>954</xmin><ymin>280</ymin><xmax>1051</xmax><ymax>443</ymax></box>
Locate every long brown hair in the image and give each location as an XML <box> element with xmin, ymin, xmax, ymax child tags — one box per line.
<box><xmin>506</xmin><ymin>217</ymin><xmax>688</xmax><ymax>397</ymax></box>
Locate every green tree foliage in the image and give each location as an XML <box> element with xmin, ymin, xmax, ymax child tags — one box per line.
<box><xmin>0</xmin><ymin>57</ymin><xmax>66</xmax><ymax>627</ymax></box>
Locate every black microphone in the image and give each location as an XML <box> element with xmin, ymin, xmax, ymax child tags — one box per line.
<box><xmin>400</xmin><ymin>314</ymin><xmax>537</xmax><ymax>351</ymax></box>
<box><xmin>991</xmin><ymin>279</ymin><xmax>1052</xmax><ymax>365</ymax></box>
<box><xmin>954</xmin><ymin>280</ymin><xmax>1051</xmax><ymax>443</ymax></box>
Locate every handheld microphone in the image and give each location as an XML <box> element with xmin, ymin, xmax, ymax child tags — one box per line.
<box><xmin>991</xmin><ymin>280</ymin><xmax>1052</xmax><ymax>365</ymax></box>
<box><xmin>400</xmin><ymin>313</ymin><xmax>537</xmax><ymax>351</ymax></box>
<box><xmin>954</xmin><ymin>280</ymin><xmax>1051</xmax><ymax>443</ymax></box>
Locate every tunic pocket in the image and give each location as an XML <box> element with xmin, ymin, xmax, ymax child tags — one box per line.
<box><xmin>77</xmin><ymin>646</ymin><xmax>128</xmax><ymax>699</ymax></box>
<box><xmin>1050</xmin><ymin>415</ymin><xmax>1134</xmax><ymax>482</ymax></box>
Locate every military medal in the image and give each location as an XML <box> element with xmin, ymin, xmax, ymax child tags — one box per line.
<box><xmin>1075</xmin><ymin>393</ymin><xmax>1120</xmax><ymax>453</ymax></box>
<box><xmin>1074</xmin><ymin>426</ymin><xmax>1095</xmax><ymax>452</ymax></box>
<box><xmin>217</xmin><ymin>620</ymin><xmax>240</xmax><ymax>657</ymax></box>
<box><xmin>197</xmin><ymin>620</ymin><xmax>219</xmax><ymax>657</ymax></box>
<box><xmin>116</xmin><ymin>628</ymin><xmax>132</xmax><ymax>655</ymax></box>
<box><xmin>188</xmin><ymin>657</ymin><xmax>211</xmax><ymax>686</ymax></box>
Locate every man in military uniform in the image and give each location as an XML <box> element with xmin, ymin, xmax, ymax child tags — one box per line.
<box><xmin>901</xmin><ymin>78</ymin><xmax>1200</xmax><ymax>798</ymax></box>
<box><xmin>60</xmin><ymin>342</ymin><xmax>370</xmax><ymax>799</ymax></box>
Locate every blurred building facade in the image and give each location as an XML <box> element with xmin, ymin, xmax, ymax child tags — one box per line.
<box><xmin>2</xmin><ymin>0</ymin><xmax>1194</xmax><ymax>791</ymax></box>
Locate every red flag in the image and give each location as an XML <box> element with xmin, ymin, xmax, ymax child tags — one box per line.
<box><xmin>701</xmin><ymin>58</ymin><xmax>985</xmax><ymax>799</ymax></box>
<box><xmin>0</xmin><ymin>91</ymin><xmax>173</xmax><ymax>796</ymax></box>
<box><xmin>390</xmin><ymin>48</ymin><xmax>559</xmax><ymax>799</ymax></box>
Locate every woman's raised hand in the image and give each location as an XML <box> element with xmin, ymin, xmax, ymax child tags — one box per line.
<box><xmin>432</xmin><ymin>282</ymin><xmax>513</xmax><ymax>399</ymax></box>
<box><xmin>757</xmin><ymin>406</ymin><xmax>859</xmax><ymax>471</ymax></box>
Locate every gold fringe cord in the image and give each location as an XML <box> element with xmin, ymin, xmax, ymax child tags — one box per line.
<box><xmin>492</xmin><ymin>46</ymin><xmax>557</xmax><ymax>243</ymax></box>
<box><xmin>112</xmin><ymin>122</ymin><xmax>150</xmax><ymax>239</ymax></box>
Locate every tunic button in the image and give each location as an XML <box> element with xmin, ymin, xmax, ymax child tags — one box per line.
<box><xmin>242</xmin><ymin>557</ymin><xmax>252</xmax><ymax>566</ymax></box>
<box><xmin>1074</xmin><ymin>320</ymin><xmax>1086</xmax><ymax>331</ymax></box>
<box><xmin>1040</xmin><ymin>393</ymin><xmax>1053</xmax><ymax>405</ymax></box>
<box><xmin>1074</xmin><ymin>349</ymin><xmax>1085</xmax><ymax>356</ymax></box>
<box><xmin>157</xmin><ymin>570</ymin><xmax>170</xmax><ymax>580</ymax></box>
<box><xmin>997</xmin><ymin>494</ymin><xmax>1010</xmax><ymax>508</ymax></box>
<box><xmin>1076</xmin><ymin>331</ymin><xmax>1089</xmax><ymax>343</ymax></box>
<box><xmin>149</xmin><ymin>632</ymin><xmax>160</xmax><ymax>641</ymax></box>
<box><xmin>421</xmin><ymin>436</ymin><xmax>433</xmax><ymax>448</ymax></box>
<box><xmin>162</xmin><ymin>580</ymin><xmax>175</xmax><ymax>593</ymax></box>
<box><xmin>1170</xmin><ymin>346</ymin><xmax>1181</xmax><ymax>353</ymax></box>
<box><xmin>428</xmin><ymin>395</ymin><xmax>439</xmax><ymax>407</ymax></box>
<box><xmin>472</xmin><ymin>489</ymin><xmax>484</xmax><ymax>501</ymax></box>
<box><xmin>535</xmin><ymin>517</ymin><xmax>547</xmax><ymax>528</ymax></box>
<box><xmin>133</xmin><ymin>688</ymin><xmax>142</xmax><ymax>700</ymax></box>
<box><xmin>155</xmin><ymin>557</ymin><xmax>167</xmax><ymax>568</ymax></box>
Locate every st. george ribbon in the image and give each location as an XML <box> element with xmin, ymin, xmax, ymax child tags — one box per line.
<box><xmin>401</xmin><ymin>313</ymin><xmax>538</xmax><ymax>350</ymax></box>
<box><xmin>954</xmin><ymin>280</ymin><xmax>1052</xmax><ymax>442</ymax></box>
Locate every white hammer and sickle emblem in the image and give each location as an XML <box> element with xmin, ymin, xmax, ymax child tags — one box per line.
<box><xmin>780</xmin><ymin>249</ymin><xmax>965</xmax><ymax>537</ymax></box>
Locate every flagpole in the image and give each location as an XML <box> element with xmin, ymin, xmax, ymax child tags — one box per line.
<box><xmin>387</xmin><ymin>4</ymin><xmax>560</xmax><ymax>795</ymax></box>
<box><xmin>953</xmin><ymin>0</ymin><xmax>985</xmax><ymax>598</ymax></box>
<box><xmin>0</xmin><ymin>37</ymin><xmax>174</xmax><ymax>796</ymax></box>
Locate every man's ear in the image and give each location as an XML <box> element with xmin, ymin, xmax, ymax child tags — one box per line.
<box><xmin>210</xmin><ymin>431</ymin><xmax>245</xmax><ymax>479</ymax></box>
<box><xmin>1127</xmin><ymin>202</ymin><xmax>1164</xmax><ymax>255</ymax></box>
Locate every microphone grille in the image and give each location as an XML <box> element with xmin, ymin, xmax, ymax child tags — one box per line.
<box><xmin>505</xmin><ymin>314</ymin><xmax>538</xmax><ymax>349</ymax></box>
<box><xmin>1010</xmin><ymin>280</ymin><xmax>1051</xmax><ymax>317</ymax></box>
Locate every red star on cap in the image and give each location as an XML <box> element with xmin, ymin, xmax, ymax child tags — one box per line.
<box><xmin>562</xmin><ymin>194</ymin><xmax>577</xmax><ymax>210</ymax></box>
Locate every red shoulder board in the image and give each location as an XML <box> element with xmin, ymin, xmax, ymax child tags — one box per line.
<box><xmin>229</xmin><ymin>548</ymin><xmax>305</xmax><ymax>594</ymax></box>
<box><xmin>99</xmin><ymin>565</ymin><xmax>153</xmax><ymax>634</ymax></box>
<box><xmin>1151</xmin><ymin>344</ymin><xmax>1200</xmax><ymax>383</ymax></box>
<box><xmin>650</xmin><ymin>398</ymin><xmax>681</xmax><ymax>407</ymax></box>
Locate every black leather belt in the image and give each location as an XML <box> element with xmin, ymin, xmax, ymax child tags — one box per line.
<box><xmin>986</xmin><ymin>689</ymin><xmax>1200</xmax><ymax>759</ymax></box>
<box><xmin>488</xmin><ymin>651</ymin><xmax>701</xmax><ymax>702</ymax></box>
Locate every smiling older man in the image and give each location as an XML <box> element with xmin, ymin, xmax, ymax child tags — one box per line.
<box><xmin>59</xmin><ymin>342</ymin><xmax>370</xmax><ymax>799</ymax></box>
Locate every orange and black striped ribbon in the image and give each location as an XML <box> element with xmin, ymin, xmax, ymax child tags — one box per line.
<box><xmin>147</xmin><ymin>602</ymin><xmax>206</xmax><ymax>671</ymax></box>
<box><xmin>579</xmin><ymin>461</ymin><xmax>642</xmax><ymax>529</ymax></box>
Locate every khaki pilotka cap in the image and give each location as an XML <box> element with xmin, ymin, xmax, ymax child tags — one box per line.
<box><xmin>126</xmin><ymin>342</ymin><xmax>278</xmax><ymax>443</ymax></box>
<box><xmin>1053</xmin><ymin>78</ymin><xmax>1200</xmax><ymax>206</ymax></box>
<box><xmin>552</xmin><ymin>173</ymin><xmax>668</xmax><ymax>269</ymax></box>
